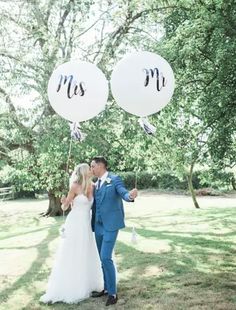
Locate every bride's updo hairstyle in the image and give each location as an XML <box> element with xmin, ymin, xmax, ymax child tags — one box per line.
<box><xmin>70</xmin><ymin>163</ymin><xmax>91</xmax><ymax>195</ymax></box>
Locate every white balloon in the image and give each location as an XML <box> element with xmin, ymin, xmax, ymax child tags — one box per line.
<box><xmin>110</xmin><ymin>51</ymin><xmax>175</xmax><ymax>117</ymax></box>
<box><xmin>48</xmin><ymin>61</ymin><xmax>108</xmax><ymax>122</ymax></box>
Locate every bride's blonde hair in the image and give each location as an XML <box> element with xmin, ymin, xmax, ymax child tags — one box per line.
<box><xmin>70</xmin><ymin>163</ymin><xmax>91</xmax><ymax>195</ymax></box>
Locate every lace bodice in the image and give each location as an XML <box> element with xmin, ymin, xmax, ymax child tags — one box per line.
<box><xmin>72</xmin><ymin>194</ymin><xmax>93</xmax><ymax>211</ymax></box>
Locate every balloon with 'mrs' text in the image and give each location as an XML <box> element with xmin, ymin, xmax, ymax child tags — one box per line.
<box><xmin>48</xmin><ymin>61</ymin><xmax>108</xmax><ymax>122</ymax></box>
<box><xmin>110</xmin><ymin>51</ymin><xmax>175</xmax><ymax>117</ymax></box>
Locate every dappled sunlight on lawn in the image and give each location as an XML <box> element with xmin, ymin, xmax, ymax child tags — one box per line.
<box><xmin>0</xmin><ymin>229</ymin><xmax>49</xmax><ymax>248</ymax></box>
<box><xmin>2</xmin><ymin>287</ymin><xmax>33</xmax><ymax>310</ymax></box>
<box><xmin>119</xmin><ymin>230</ymin><xmax>172</xmax><ymax>254</ymax></box>
<box><xmin>143</xmin><ymin>265</ymin><xmax>167</xmax><ymax>278</ymax></box>
<box><xmin>0</xmin><ymin>193</ymin><xmax>236</xmax><ymax>309</ymax></box>
<box><xmin>0</xmin><ymin>249</ymin><xmax>38</xmax><ymax>278</ymax></box>
<box><xmin>117</xmin><ymin>266</ymin><xmax>136</xmax><ymax>281</ymax></box>
<box><xmin>0</xmin><ymin>200</ymin><xmax>62</xmax><ymax>310</ymax></box>
<box><xmin>125</xmin><ymin>193</ymin><xmax>236</xmax><ymax>244</ymax></box>
<box><xmin>44</xmin><ymin>237</ymin><xmax>61</xmax><ymax>271</ymax></box>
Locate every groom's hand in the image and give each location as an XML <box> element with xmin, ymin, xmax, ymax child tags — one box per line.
<box><xmin>129</xmin><ymin>188</ymin><xmax>138</xmax><ymax>200</ymax></box>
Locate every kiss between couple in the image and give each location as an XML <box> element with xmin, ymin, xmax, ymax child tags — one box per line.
<box><xmin>40</xmin><ymin>156</ymin><xmax>138</xmax><ymax>307</ymax></box>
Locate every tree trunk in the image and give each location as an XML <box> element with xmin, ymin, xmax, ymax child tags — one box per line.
<box><xmin>43</xmin><ymin>191</ymin><xmax>63</xmax><ymax>217</ymax></box>
<box><xmin>187</xmin><ymin>162</ymin><xmax>200</xmax><ymax>209</ymax></box>
<box><xmin>231</xmin><ymin>176</ymin><xmax>236</xmax><ymax>190</ymax></box>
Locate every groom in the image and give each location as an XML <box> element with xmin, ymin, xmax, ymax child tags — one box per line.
<box><xmin>90</xmin><ymin>156</ymin><xmax>138</xmax><ymax>306</ymax></box>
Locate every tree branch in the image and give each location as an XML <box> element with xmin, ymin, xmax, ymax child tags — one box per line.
<box><xmin>0</xmin><ymin>87</ymin><xmax>31</xmax><ymax>132</ymax></box>
<box><xmin>0</xmin><ymin>52</ymin><xmax>40</xmax><ymax>72</ymax></box>
<box><xmin>98</xmin><ymin>5</ymin><xmax>188</xmax><ymax>67</ymax></box>
<box><xmin>55</xmin><ymin>0</ymin><xmax>75</xmax><ymax>40</ymax></box>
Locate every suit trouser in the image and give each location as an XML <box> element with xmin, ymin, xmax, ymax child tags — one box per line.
<box><xmin>94</xmin><ymin>221</ymin><xmax>118</xmax><ymax>295</ymax></box>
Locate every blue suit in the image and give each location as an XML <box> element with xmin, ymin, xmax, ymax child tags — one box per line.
<box><xmin>92</xmin><ymin>173</ymin><xmax>132</xmax><ymax>295</ymax></box>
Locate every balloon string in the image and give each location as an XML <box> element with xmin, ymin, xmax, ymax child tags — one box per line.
<box><xmin>135</xmin><ymin>169</ymin><xmax>138</xmax><ymax>189</ymax></box>
<box><xmin>132</xmin><ymin>145</ymin><xmax>140</xmax><ymax>245</ymax></box>
<box><xmin>135</xmin><ymin>150</ymin><xmax>140</xmax><ymax>189</ymax></box>
<box><xmin>62</xmin><ymin>137</ymin><xmax>73</xmax><ymax>219</ymax></box>
<box><xmin>66</xmin><ymin>137</ymin><xmax>73</xmax><ymax>174</ymax></box>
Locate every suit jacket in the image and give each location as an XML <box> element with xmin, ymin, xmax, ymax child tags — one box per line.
<box><xmin>91</xmin><ymin>173</ymin><xmax>132</xmax><ymax>232</ymax></box>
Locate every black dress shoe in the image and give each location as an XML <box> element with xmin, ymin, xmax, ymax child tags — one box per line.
<box><xmin>91</xmin><ymin>290</ymin><xmax>108</xmax><ymax>297</ymax></box>
<box><xmin>106</xmin><ymin>295</ymin><xmax>118</xmax><ymax>306</ymax></box>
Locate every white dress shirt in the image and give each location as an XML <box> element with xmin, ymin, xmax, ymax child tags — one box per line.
<box><xmin>96</xmin><ymin>171</ymin><xmax>109</xmax><ymax>189</ymax></box>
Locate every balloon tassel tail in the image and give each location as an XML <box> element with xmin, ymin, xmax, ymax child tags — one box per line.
<box><xmin>138</xmin><ymin>117</ymin><xmax>156</xmax><ymax>135</ymax></box>
<box><xmin>131</xmin><ymin>226</ymin><xmax>138</xmax><ymax>244</ymax></box>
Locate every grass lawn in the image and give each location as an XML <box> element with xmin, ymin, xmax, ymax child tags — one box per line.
<box><xmin>0</xmin><ymin>191</ymin><xmax>236</xmax><ymax>310</ymax></box>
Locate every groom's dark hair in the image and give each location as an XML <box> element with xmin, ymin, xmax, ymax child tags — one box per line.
<box><xmin>92</xmin><ymin>156</ymin><xmax>108</xmax><ymax>168</ymax></box>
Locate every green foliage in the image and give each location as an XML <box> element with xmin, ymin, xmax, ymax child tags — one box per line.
<box><xmin>120</xmin><ymin>169</ymin><xmax>234</xmax><ymax>191</ymax></box>
<box><xmin>199</xmin><ymin>168</ymin><xmax>235</xmax><ymax>190</ymax></box>
<box><xmin>0</xmin><ymin>165</ymin><xmax>16</xmax><ymax>187</ymax></box>
<box><xmin>158</xmin><ymin>0</ymin><xmax>236</xmax><ymax>169</ymax></box>
<box><xmin>0</xmin><ymin>0</ymin><xmax>235</xmax><ymax>205</ymax></box>
<box><xmin>119</xmin><ymin>171</ymin><xmax>200</xmax><ymax>190</ymax></box>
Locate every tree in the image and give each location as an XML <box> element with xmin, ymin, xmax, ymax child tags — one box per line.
<box><xmin>0</xmin><ymin>0</ymin><xmax>169</xmax><ymax>215</ymax></box>
<box><xmin>143</xmin><ymin>0</ymin><xmax>236</xmax><ymax>207</ymax></box>
<box><xmin>1</xmin><ymin>0</ymin><xmax>235</xmax><ymax>213</ymax></box>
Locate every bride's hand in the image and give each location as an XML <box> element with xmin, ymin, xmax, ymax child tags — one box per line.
<box><xmin>61</xmin><ymin>187</ymin><xmax>76</xmax><ymax>211</ymax></box>
<box><xmin>61</xmin><ymin>204</ymin><xmax>68</xmax><ymax>211</ymax></box>
<box><xmin>61</xmin><ymin>195</ymin><xmax>66</xmax><ymax>204</ymax></box>
<box><xmin>61</xmin><ymin>196</ymin><xmax>68</xmax><ymax>211</ymax></box>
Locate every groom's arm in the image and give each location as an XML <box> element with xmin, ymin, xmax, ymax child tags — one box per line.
<box><xmin>114</xmin><ymin>176</ymin><xmax>135</xmax><ymax>202</ymax></box>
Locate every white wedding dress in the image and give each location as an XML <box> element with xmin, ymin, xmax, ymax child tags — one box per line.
<box><xmin>40</xmin><ymin>194</ymin><xmax>103</xmax><ymax>304</ymax></box>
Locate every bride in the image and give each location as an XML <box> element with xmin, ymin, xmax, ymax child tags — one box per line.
<box><xmin>40</xmin><ymin>163</ymin><xmax>103</xmax><ymax>304</ymax></box>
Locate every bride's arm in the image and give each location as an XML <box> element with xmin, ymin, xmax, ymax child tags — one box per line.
<box><xmin>61</xmin><ymin>184</ymin><xmax>76</xmax><ymax>211</ymax></box>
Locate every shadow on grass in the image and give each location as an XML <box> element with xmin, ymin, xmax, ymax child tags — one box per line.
<box><xmin>127</xmin><ymin>207</ymin><xmax>236</xmax><ymax>237</ymax></box>
<box><xmin>1</xmin><ymin>202</ymin><xmax>236</xmax><ymax>309</ymax></box>
<box><xmin>0</xmin><ymin>225</ymin><xmax>59</xmax><ymax>241</ymax></box>
<box><xmin>133</xmin><ymin>228</ymin><xmax>236</xmax><ymax>253</ymax></box>
<box><xmin>115</xmin><ymin>241</ymin><xmax>236</xmax><ymax>309</ymax></box>
<box><xmin>0</xmin><ymin>216</ymin><xmax>63</xmax><ymax>241</ymax></box>
<box><xmin>0</xmin><ymin>224</ymin><xmax>58</xmax><ymax>305</ymax></box>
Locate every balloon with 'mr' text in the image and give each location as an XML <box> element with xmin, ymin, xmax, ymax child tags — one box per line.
<box><xmin>48</xmin><ymin>61</ymin><xmax>108</xmax><ymax>122</ymax></box>
<box><xmin>110</xmin><ymin>51</ymin><xmax>175</xmax><ymax>117</ymax></box>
